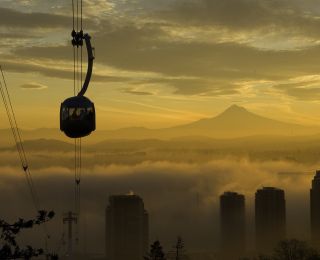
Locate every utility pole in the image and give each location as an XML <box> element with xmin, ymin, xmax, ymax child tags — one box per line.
<box><xmin>175</xmin><ymin>236</ymin><xmax>184</xmax><ymax>260</ymax></box>
<box><xmin>63</xmin><ymin>211</ymin><xmax>78</xmax><ymax>258</ymax></box>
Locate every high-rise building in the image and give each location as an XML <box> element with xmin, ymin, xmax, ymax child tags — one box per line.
<box><xmin>255</xmin><ymin>187</ymin><xmax>286</xmax><ymax>253</ymax></box>
<box><xmin>220</xmin><ymin>191</ymin><xmax>246</xmax><ymax>260</ymax></box>
<box><xmin>106</xmin><ymin>194</ymin><xmax>149</xmax><ymax>260</ymax></box>
<box><xmin>310</xmin><ymin>170</ymin><xmax>320</xmax><ymax>248</ymax></box>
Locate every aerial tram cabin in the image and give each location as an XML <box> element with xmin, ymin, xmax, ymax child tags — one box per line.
<box><xmin>60</xmin><ymin>96</ymin><xmax>95</xmax><ymax>138</ymax></box>
<box><xmin>60</xmin><ymin>32</ymin><xmax>95</xmax><ymax>138</ymax></box>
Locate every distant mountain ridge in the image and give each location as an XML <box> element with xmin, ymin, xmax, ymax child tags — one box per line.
<box><xmin>0</xmin><ymin>105</ymin><xmax>319</xmax><ymax>144</ymax></box>
<box><xmin>4</xmin><ymin>134</ymin><xmax>320</xmax><ymax>154</ymax></box>
<box><xmin>169</xmin><ymin>105</ymin><xmax>318</xmax><ymax>137</ymax></box>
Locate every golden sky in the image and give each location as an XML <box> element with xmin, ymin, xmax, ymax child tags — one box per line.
<box><xmin>2</xmin><ymin>0</ymin><xmax>320</xmax><ymax>130</ymax></box>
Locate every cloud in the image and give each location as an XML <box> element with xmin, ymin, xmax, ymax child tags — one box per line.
<box><xmin>90</xmin><ymin>28</ymin><xmax>320</xmax><ymax>84</ymax></box>
<box><xmin>155</xmin><ymin>78</ymin><xmax>240</xmax><ymax>96</ymax></box>
<box><xmin>9</xmin><ymin>24</ymin><xmax>295</xmax><ymax>78</ymax></box>
<box><xmin>8</xmin><ymin>25</ymin><xmax>320</xmax><ymax>97</ymax></box>
<box><xmin>273</xmin><ymin>77</ymin><xmax>320</xmax><ymax>101</ymax></box>
<box><xmin>4</xmin><ymin>1</ymin><xmax>320</xmax><ymax>100</ymax></box>
<box><xmin>0</xmin><ymin>32</ymin><xmax>39</xmax><ymax>39</ymax></box>
<box><xmin>0</xmin><ymin>156</ymin><xmax>316</xmax><ymax>253</ymax></box>
<box><xmin>0</xmin><ymin>7</ymin><xmax>70</xmax><ymax>28</ymax></box>
<box><xmin>82</xmin><ymin>0</ymin><xmax>115</xmax><ymax>17</ymax></box>
<box><xmin>0</xmin><ymin>7</ymin><xmax>97</xmax><ymax>29</ymax></box>
<box><xmin>122</xmin><ymin>88</ymin><xmax>154</xmax><ymax>96</ymax></box>
<box><xmin>2</xmin><ymin>59</ymin><xmax>131</xmax><ymax>84</ymax></box>
<box><xmin>154</xmin><ymin>0</ymin><xmax>320</xmax><ymax>39</ymax></box>
<box><xmin>20</xmin><ymin>82</ymin><xmax>48</xmax><ymax>90</ymax></box>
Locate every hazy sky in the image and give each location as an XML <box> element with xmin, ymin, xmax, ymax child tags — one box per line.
<box><xmin>2</xmin><ymin>0</ymin><xmax>320</xmax><ymax>129</ymax></box>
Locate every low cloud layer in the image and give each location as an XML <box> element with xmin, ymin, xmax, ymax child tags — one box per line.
<box><xmin>0</xmin><ymin>158</ymin><xmax>316</xmax><ymax>255</ymax></box>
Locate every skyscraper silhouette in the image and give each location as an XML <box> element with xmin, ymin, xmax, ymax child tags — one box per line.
<box><xmin>255</xmin><ymin>187</ymin><xmax>286</xmax><ymax>253</ymax></box>
<box><xmin>220</xmin><ymin>192</ymin><xmax>246</xmax><ymax>260</ymax></box>
<box><xmin>106</xmin><ymin>194</ymin><xmax>149</xmax><ymax>260</ymax></box>
<box><xmin>310</xmin><ymin>170</ymin><xmax>320</xmax><ymax>248</ymax></box>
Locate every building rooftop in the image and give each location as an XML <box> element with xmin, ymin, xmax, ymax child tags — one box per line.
<box><xmin>315</xmin><ymin>170</ymin><xmax>320</xmax><ymax>178</ymax></box>
<box><xmin>222</xmin><ymin>191</ymin><xmax>244</xmax><ymax>197</ymax></box>
<box><xmin>259</xmin><ymin>187</ymin><xmax>283</xmax><ymax>191</ymax></box>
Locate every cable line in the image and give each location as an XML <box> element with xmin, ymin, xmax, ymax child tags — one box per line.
<box><xmin>0</xmin><ymin>66</ymin><xmax>40</xmax><ymax>211</ymax></box>
<box><xmin>0</xmin><ymin>66</ymin><xmax>52</xmax><ymax>255</ymax></box>
<box><xmin>61</xmin><ymin>0</ymin><xmax>94</xmax><ymax>251</ymax></box>
<box><xmin>71</xmin><ymin>0</ymin><xmax>84</xmax><ymax>247</ymax></box>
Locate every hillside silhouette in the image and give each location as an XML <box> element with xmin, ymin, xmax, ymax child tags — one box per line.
<box><xmin>1</xmin><ymin>105</ymin><xmax>320</xmax><ymax>145</ymax></box>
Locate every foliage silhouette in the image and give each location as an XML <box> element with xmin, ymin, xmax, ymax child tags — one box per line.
<box><xmin>144</xmin><ymin>240</ymin><xmax>166</xmax><ymax>260</ymax></box>
<box><xmin>273</xmin><ymin>239</ymin><xmax>320</xmax><ymax>260</ymax></box>
<box><xmin>241</xmin><ymin>239</ymin><xmax>320</xmax><ymax>260</ymax></box>
<box><xmin>0</xmin><ymin>210</ymin><xmax>57</xmax><ymax>259</ymax></box>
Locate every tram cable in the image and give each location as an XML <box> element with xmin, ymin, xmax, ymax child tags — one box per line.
<box><xmin>60</xmin><ymin>0</ymin><xmax>95</xmax><ymax>251</ymax></box>
<box><xmin>72</xmin><ymin>0</ymin><xmax>83</xmax><ymax>246</ymax></box>
<box><xmin>0</xmin><ymin>65</ymin><xmax>51</xmax><ymax>252</ymax></box>
<box><xmin>0</xmin><ymin>0</ymin><xmax>94</xmax><ymax>255</ymax></box>
<box><xmin>0</xmin><ymin>66</ymin><xmax>40</xmax><ymax>211</ymax></box>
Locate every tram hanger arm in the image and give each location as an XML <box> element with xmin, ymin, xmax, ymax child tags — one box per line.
<box><xmin>78</xmin><ymin>33</ymin><xmax>95</xmax><ymax>97</ymax></box>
